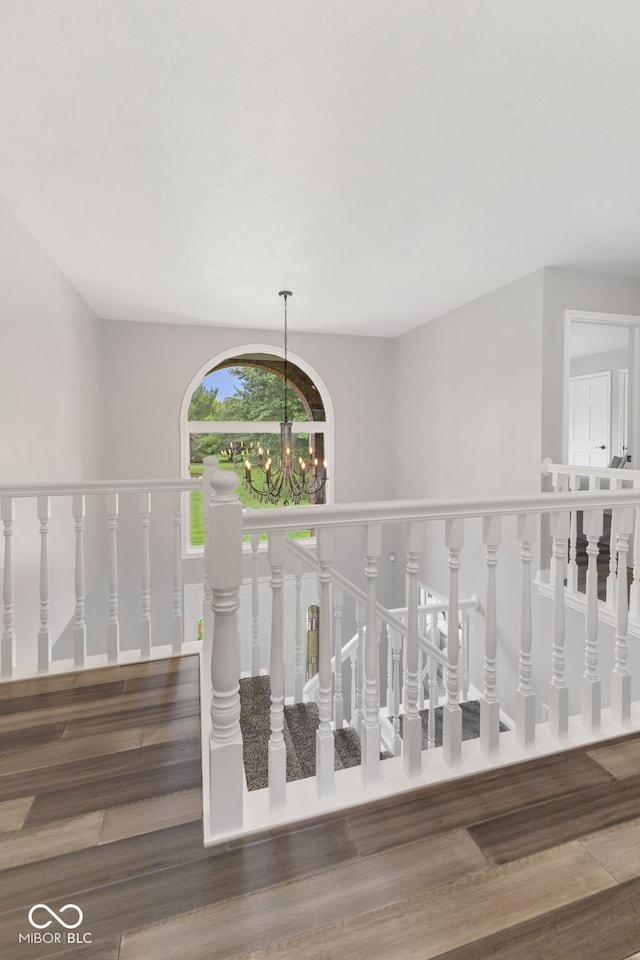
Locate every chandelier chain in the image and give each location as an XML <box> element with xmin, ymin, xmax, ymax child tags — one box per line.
<box><xmin>283</xmin><ymin>292</ymin><xmax>288</xmax><ymax>422</ymax></box>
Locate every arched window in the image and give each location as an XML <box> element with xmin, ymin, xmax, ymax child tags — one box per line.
<box><xmin>181</xmin><ymin>347</ymin><xmax>333</xmax><ymax>550</ymax></box>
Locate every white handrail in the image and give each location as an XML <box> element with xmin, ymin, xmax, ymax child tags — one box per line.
<box><xmin>244</xmin><ymin>487</ymin><xmax>640</xmax><ymax>533</ymax></box>
<box><xmin>303</xmin><ymin>628</ymin><xmax>360</xmax><ymax>697</ymax></box>
<box><xmin>0</xmin><ymin>478</ymin><xmax>201</xmax><ymax>498</ymax></box>
<box><xmin>286</xmin><ymin>538</ymin><xmax>447</xmax><ymax>666</ymax></box>
<box><xmin>541</xmin><ymin>458</ymin><xmax>640</xmax><ymax>483</ymax></box>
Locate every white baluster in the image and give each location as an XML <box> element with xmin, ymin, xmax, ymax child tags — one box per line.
<box><xmin>443</xmin><ymin>518</ymin><xmax>463</xmax><ymax>768</ymax></box>
<box><xmin>391</xmin><ymin>629</ymin><xmax>402</xmax><ymax>757</ymax></box>
<box><xmin>355</xmin><ymin>602</ymin><xmax>365</xmax><ymax>734</ymax></box>
<box><xmin>1</xmin><ymin>498</ymin><xmax>15</xmax><ymax>679</ymax></box>
<box><xmin>106</xmin><ymin>494</ymin><xmax>119</xmax><ymax>663</ymax></box>
<box><xmin>606</xmin><ymin>479</ymin><xmax>621</xmax><ymax>608</ymax></box>
<box><xmin>139</xmin><ymin>492</ymin><xmax>151</xmax><ymax>658</ymax></box>
<box><xmin>37</xmin><ymin>496</ymin><xmax>51</xmax><ymax>673</ymax></box>
<box><xmin>208</xmin><ymin>469</ymin><xmax>243</xmax><ymax>836</ymax></box>
<box><xmin>462</xmin><ymin>612</ymin><xmax>470</xmax><ymax>703</ymax></box>
<box><xmin>268</xmin><ymin>531</ymin><xmax>286</xmax><ymax>811</ymax></box>
<box><xmin>403</xmin><ymin>521</ymin><xmax>422</xmax><ymax>778</ymax></box>
<box><xmin>549</xmin><ymin>471</ymin><xmax>564</xmax><ymax>586</ymax></box>
<box><xmin>171</xmin><ymin>491</ymin><xmax>183</xmax><ymax>653</ymax></box>
<box><xmin>316</xmin><ymin>528</ymin><xmax>335</xmax><ymax>798</ymax></box>
<box><xmin>480</xmin><ymin>516</ymin><xmax>501</xmax><ymax>757</ymax></box>
<box><xmin>629</xmin><ymin>482</ymin><xmax>640</xmax><ymax>621</ymax></box>
<box><xmin>333</xmin><ymin>585</ymin><xmax>344</xmax><ymax>729</ymax></box>
<box><xmin>612</xmin><ymin>507</ymin><xmax>634</xmax><ymax>726</ymax></box>
<box><xmin>350</xmin><ymin>649</ymin><xmax>358</xmax><ymax>728</ymax></box>
<box><xmin>72</xmin><ymin>495</ymin><xmax>86</xmax><ymax>668</ymax></box>
<box><xmin>361</xmin><ymin>524</ymin><xmax>381</xmax><ymax>787</ymax></box>
<box><xmin>630</xmin><ymin>497</ymin><xmax>640</xmax><ymax>620</ymax></box>
<box><xmin>427</xmin><ymin>656</ymin><xmax>438</xmax><ymax>749</ymax></box>
<box><xmin>250</xmin><ymin>532</ymin><xmax>261</xmax><ymax>676</ymax></box>
<box><xmin>293</xmin><ymin>557</ymin><xmax>304</xmax><ymax>701</ymax></box>
<box><xmin>549</xmin><ymin>510</ymin><xmax>570</xmax><ymax>739</ymax></box>
<box><xmin>567</xmin><ymin>472</ymin><xmax>579</xmax><ymax>595</ymax></box>
<box><xmin>417</xmin><ymin>646</ymin><xmax>425</xmax><ymax>710</ymax></box>
<box><xmin>516</xmin><ymin>513</ymin><xmax>537</xmax><ymax>747</ymax></box>
<box><xmin>385</xmin><ymin>630</ymin><xmax>394</xmax><ymax>718</ymax></box>
<box><xmin>581</xmin><ymin>508</ymin><xmax>603</xmax><ymax>732</ymax></box>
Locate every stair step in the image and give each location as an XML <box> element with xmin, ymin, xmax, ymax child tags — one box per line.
<box><xmin>396</xmin><ymin>699</ymin><xmax>507</xmax><ymax>748</ymax></box>
<box><xmin>239</xmin><ymin>676</ymin><xmax>390</xmax><ymax>791</ymax></box>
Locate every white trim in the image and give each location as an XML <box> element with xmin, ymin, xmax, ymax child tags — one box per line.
<box><xmin>179</xmin><ymin>343</ymin><xmax>336</xmax><ymax>554</ymax></box>
<box><xmin>186</xmin><ymin>421</ymin><xmax>329</xmax><ymax>434</ymax></box>
<box><xmin>564</xmin><ymin>310</ymin><xmax>640</xmax><ymax>464</ymax></box>
<box><xmin>619</xmin><ymin>367</ymin><xmax>629</xmax><ymax>456</ymax></box>
<box><xmin>566</xmin><ymin>310</ymin><xmax>640</xmax><ymax>327</ymax></box>
<box><xmin>178</xmin><ymin>342</ymin><xmax>335</xmax><ymax>486</ymax></box>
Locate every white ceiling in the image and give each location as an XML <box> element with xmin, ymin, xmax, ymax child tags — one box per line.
<box><xmin>2</xmin><ymin>0</ymin><xmax>640</xmax><ymax>336</ymax></box>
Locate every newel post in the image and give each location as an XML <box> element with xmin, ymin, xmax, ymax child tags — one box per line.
<box><xmin>208</xmin><ymin>468</ymin><xmax>244</xmax><ymax>836</ymax></box>
<box><xmin>201</xmin><ymin>456</ymin><xmax>217</xmax><ymax>665</ymax></box>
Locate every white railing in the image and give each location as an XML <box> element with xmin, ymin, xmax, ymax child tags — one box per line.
<box><xmin>541</xmin><ymin>459</ymin><xmax>640</xmax><ymax>624</ymax></box>
<box><xmin>203</xmin><ymin>462</ymin><xmax>640</xmax><ymax>844</ymax></box>
<box><xmin>0</xmin><ymin>477</ymin><xmax>200</xmax><ymax>680</ymax></box>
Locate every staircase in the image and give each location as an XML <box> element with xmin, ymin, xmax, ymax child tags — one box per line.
<box><xmin>239</xmin><ymin>676</ymin><xmax>501</xmax><ymax>790</ymax></box>
<box><xmin>396</xmin><ymin>701</ymin><xmax>507</xmax><ymax>749</ymax></box>
<box><xmin>239</xmin><ymin>676</ymin><xmax>383</xmax><ymax>791</ymax></box>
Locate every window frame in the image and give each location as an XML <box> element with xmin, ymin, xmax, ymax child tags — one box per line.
<box><xmin>180</xmin><ymin>344</ymin><xmax>335</xmax><ymax>559</ymax></box>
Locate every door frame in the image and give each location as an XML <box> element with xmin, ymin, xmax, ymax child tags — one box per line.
<box><xmin>564</xmin><ymin>310</ymin><xmax>640</xmax><ymax>468</ymax></box>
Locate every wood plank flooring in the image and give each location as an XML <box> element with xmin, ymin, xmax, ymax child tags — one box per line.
<box><xmin>1</xmin><ymin>656</ymin><xmax>640</xmax><ymax>959</ymax></box>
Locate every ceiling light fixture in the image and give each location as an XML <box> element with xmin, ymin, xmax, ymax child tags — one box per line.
<box><xmin>243</xmin><ymin>290</ymin><xmax>328</xmax><ymax>506</ymax></box>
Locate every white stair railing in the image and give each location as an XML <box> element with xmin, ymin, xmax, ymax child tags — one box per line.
<box><xmin>0</xmin><ymin>476</ymin><xmax>200</xmax><ymax>680</ymax></box>
<box><xmin>203</xmin><ymin>462</ymin><xmax>640</xmax><ymax>845</ymax></box>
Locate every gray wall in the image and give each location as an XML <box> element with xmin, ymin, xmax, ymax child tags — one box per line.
<box><xmin>0</xmin><ymin>195</ymin><xmax>102</xmax><ymax>667</ymax></box>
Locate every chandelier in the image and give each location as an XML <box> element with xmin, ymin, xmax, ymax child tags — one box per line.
<box><xmin>243</xmin><ymin>290</ymin><xmax>328</xmax><ymax>506</ymax></box>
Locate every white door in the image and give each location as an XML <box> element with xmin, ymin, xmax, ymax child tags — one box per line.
<box><xmin>569</xmin><ymin>372</ymin><xmax>611</xmax><ymax>466</ymax></box>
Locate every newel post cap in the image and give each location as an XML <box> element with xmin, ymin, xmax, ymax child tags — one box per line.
<box><xmin>210</xmin><ymin>469</ymin><xmax>240</xmax><ymax>504</ymax></box>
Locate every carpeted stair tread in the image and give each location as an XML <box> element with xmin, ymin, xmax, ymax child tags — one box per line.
<box><xmin>283</xmin><ymin>701</ymin><xmax>320</xmax><ymax>778</ymax></box>
<box><xmin>397</xmin><ymin>699</ymin><xmax>507</xmax><ymax>749</ymax></box>
<box><xmin>240</xmin><ymin>675</ymin><xmax>391</xmax><ymax>791</ymax></box>
<box><xmin>334</xmin><ymin>727</ymin><xmax>363</xmax><ymax>769</ymax></box>
<box><xmin>239</xmin><ymin>676</ymin><xmax>304</xmax><ymax>790</ymax></box>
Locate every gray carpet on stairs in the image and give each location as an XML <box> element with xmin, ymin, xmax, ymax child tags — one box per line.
<box><xmin>397</xmin><ymin>700</ymin><xmax>508</xmax><ymax>749</ymax></box>
<box><xmin>240</xmin><ymin>676</ymin><xmax>389</xmax><ymax>792</ymax></box>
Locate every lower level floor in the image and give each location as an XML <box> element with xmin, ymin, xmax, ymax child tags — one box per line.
<box><xmin>1</xmin><ymin>655</ymin><xmax>640</xmax><ymax>959</ymax></box>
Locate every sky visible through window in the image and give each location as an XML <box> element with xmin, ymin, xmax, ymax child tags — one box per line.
<box><xmin>202</xmin><ymin>368</ymin><xmax>239</xmax><ymax>400</ymax></box>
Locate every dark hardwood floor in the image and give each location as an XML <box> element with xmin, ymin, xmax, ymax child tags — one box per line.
<box><xmin>1</xmin><ymin>655</ymin><xmax>640</xmax><ymax>959</ymax></box>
